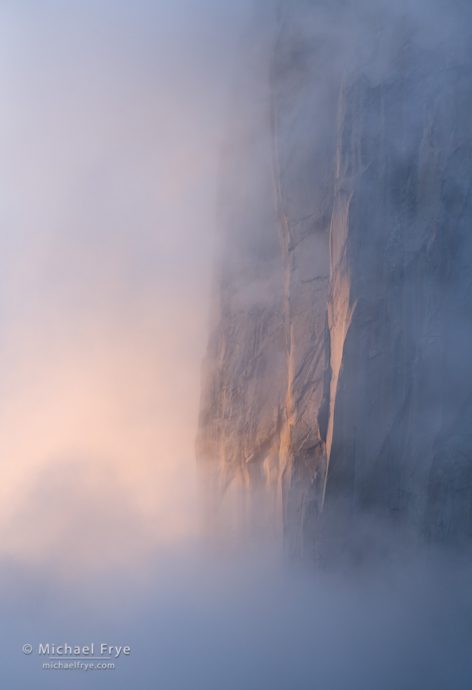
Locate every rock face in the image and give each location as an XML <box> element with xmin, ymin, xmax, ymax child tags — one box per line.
<box><xmin>197</xmin><ymin>1</ymin><xmax>472</xmax><ymax>558</ymax></box>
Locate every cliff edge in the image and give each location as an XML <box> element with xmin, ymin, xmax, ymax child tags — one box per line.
<box><xmin>197</xmin><ymin>1</ymin><xmax>472</xmax><ymax>559</ymax></box>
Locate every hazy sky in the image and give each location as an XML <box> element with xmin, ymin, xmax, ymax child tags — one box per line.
<box><xmin>2</xmin><ymin>4</ymin><xmax>472</xmax><ymax>690</ymax></box>
<box><xmin>0</xmin><ymin>0</ymin><xmax>256</xmax><ymax>573</ymax></box>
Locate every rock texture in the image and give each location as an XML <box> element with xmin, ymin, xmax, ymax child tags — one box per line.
<box><xmin>197</xmin><ymin>1</ymin><xmax>472</xmax><ymax>558</ymax></box>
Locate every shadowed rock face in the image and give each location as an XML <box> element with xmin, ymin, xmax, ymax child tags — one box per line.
<box><xmin>197</xmin><ymin>1</ymin><xmax>472</xmax><ymax>559</ymax></box>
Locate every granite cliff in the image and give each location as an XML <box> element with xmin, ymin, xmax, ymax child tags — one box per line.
<box><xmin>197</xmin><ymin>1</ymin><xmax>472</xmax><ymax>559</ymax></box>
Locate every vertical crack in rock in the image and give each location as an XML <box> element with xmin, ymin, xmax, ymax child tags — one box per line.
<box><xmin>197</xmin><ymin>0</ymin><xmax>472</xmax><ymax>559</ymax></box>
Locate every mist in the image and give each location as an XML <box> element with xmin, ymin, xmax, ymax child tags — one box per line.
<box><xmin>2</xmin><ymin>0</ymin><xmax>472</xmax><ymax>688</ymax></box>
<box><xmin>0</xmin><ymin>0</ymin><xmax>259</xmax><ymax>570</ymax></box>
<box><xmin>3</xmin><ymin>543</ymin><xmax>472</xmax><ymax>689</ymax></box>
